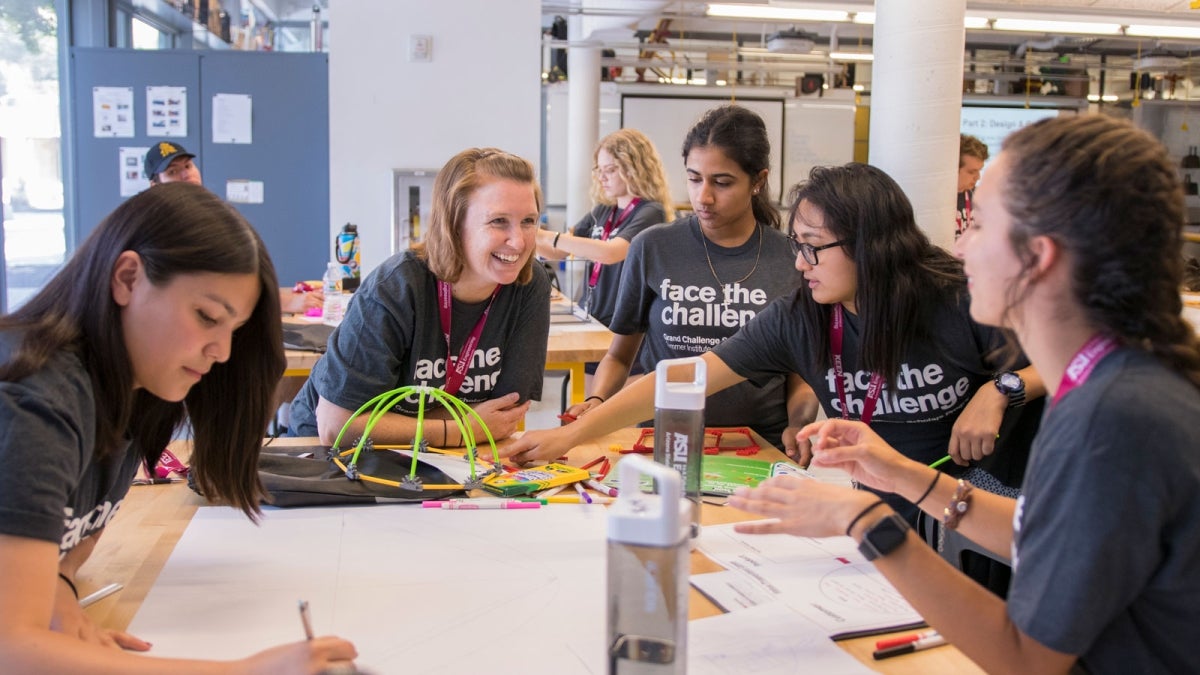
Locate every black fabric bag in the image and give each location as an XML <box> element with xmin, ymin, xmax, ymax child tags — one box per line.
<box><xmin>256</xmin><ymin>446</ymin><xmax>464</xmax><ymax>507</ymax></box>
<box><xmin>282</xmin><ymin>322</ymin><xmax>335</xmax><ymax>353</ymax></box>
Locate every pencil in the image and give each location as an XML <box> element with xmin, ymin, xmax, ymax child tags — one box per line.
<box><xmin>79</xmin><ymin>583</ymin><xmax>123</xmax><ymax>608</ymax></box>
<box><xmin>298</xmin><ymin>600</ymin><xmax>314</xmax><ymax>640</ymax></box>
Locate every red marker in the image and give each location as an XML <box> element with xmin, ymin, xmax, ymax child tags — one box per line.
<box><xmin>873</xmin><ymin>633</ymin><xmax>946</xmax><ymax>660</ymax></box>
<box><xmin>875</xmin><ymin>629</ymin><xmax>938</xmax><ymax>650</ymax></box>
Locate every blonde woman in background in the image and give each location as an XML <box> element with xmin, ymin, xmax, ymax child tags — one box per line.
<box><xmin>537</xmin><ymin>128</ymin><xmax>673</xmax><ymax>330</ymax></box>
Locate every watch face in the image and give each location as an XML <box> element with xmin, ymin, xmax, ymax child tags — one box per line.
<box><xmin>998</xmin><ymin>372</ymin><xmax>1022</xmax><ymax>391</ymax></box>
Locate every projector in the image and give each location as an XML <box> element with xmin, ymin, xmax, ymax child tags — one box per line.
<box><xmin>767</xmin><ymin>30</ymin><xmax>816</xmax><ymax>54</ymax></box>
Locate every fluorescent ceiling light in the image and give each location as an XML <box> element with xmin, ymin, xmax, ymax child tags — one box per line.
<box><xmin>852</xmin><ymin>12</ymin><xmax>874</xmax><ymax>25</ymax></box>
<box><xmin>991</xmin><ymin>18</ymin><xmax>1122</xmax><ymax>35</ymax></box>
<box><xmin>830</xmin><ymin>51</ymin><xmax>873</xmax><ymax>61</ymax></box>
<box><xmin>964</xmin><ymin>16</ymin><xmax>989</xmax><ymax>30</ymax></box>
<box><xmin>1126</xmin><ymin>24</ymin><xmax>1200</xmax><ymax>40</ymax></box>
<box><xmin>706</xmin><ymin>4</ymin><xmax>849</xmax><ymax>22</ymax></box>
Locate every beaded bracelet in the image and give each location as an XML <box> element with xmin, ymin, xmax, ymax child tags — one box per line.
<box><xmin>58</xmin><ymin>572</ymin><xmax>79</xmax><ymax>600</ymax></box>
<box><xmin>943</xmin><ymin>479</ymin><xmax>974</xmax><ymax>530</ymax></box>
<box><xmin>553</xmin><ymin>232</ymin><xmax>563</xmax><ymax>249</ymax></box>
<box><xmin>584</xmin><ymin>395</ymin><xmax>605</xmax><ymax>404</ymax></box>
<box><xmin>913</xmin><ymin>470</ymin><xmax>941</xmax><ymax>507</ymax></box>
<box><xmin>844</xmin><ymin>498</ymin><xmax>887</xmax><ymax>537</ymax></box>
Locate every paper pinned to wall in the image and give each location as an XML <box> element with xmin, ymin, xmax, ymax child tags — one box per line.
<box><xmin>118</xmin><ymin>146</ymin><xmax>150</xmax><ymax>197</ymax></box>
<box><xmin>146</xmin><ymin>85</ymin><xmax>187</xmax><ymax>137</ymax></box>
<box><xmin>93</xmin><ymin>86</ymin><xmax>134</xmax><ymax>138</ymax></box>
<box><xmin>212</xmin><ymin>93</ymin><xmax>253</xmax><ymax>144</ymax></box>
<box><xmin>225</xmin><ymin>179</ymin><xmax>264</xmax><ymax>204</ymax></box>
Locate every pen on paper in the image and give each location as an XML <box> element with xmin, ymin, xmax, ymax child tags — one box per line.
<box><xmin>573</xmin><ymin>481</ymin><xmax>593</xmax><ymax>504</ymax></box>
<box><xmin>421</xmin><ymin>500</ymin><xmax>540</xmax><ymax>510</ymax></box>
<box><xmin>873</xmin><ymin>634</ymin><xmax>947</xmax><ymax>660</ymax></box>
<box><xmin>299</xmin><ymin>600</ymin><xmax>314</xmax><ymax>640</ymax></box>
<box><xmin>78</xmin><ymin>583</ymin><xmax>123</xmax><ymax>608</ymax></box>
<box><xmin>875</xmin><ymin>629</ymin><xmax>938</xmax><ymax>650</ymax></box>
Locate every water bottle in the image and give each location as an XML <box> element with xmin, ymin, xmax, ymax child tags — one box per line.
<box><xmin>653</xmin><ymin>357</ymin><xmax>705</xmax><ymax>538</ymax></box>
<box><xmin>322</xmin><ymin>262</ymin><xmax>344</xmax><ymax>327</ymax></box>
<box><xmin>335</xmin><ymin>223</ymin><xmax>361</xmax><ymax>291</ymax></box>
<box><xmin>607</xmin><ymin>454</ymin><xmax>691</xmax><ymax>675</ymax></box>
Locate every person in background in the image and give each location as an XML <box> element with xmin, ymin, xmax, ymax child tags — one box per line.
<box><xmin>144</xmin><ymin>141</ymin><xmax>322</xmax><ymax>314</ymax></box>
<box><xmin>956</xmin><ymin>133</ymin><xmax>989</xmax><ymax>239</ymax></box>
<box><xmin>505</xmin><ymin>161</ymin><xmax>1043</xmax><ymax>532</ymax></box>
<box><xmin>536</xmin><ymin>128</ymin><xmax>673</xmax><ymax>331</ymax></box>
<box><xmin>525</xmin><ymin>105</ymin><xmax>817</xmax><ymax>455</ymax></box>
<box><xmin>0</xmin><ymin>182</ymin><xmax>357</xmax><ymax>672</ymax></box>
<box><xmin>288</xmin><ymin>148</ymin><xmax>551</xmax><ymax>447</ymax></box>
<box><xmin>730</xmin><ymin>115</ymin><xmax>1200</xmax><ymax>674</ymax></box>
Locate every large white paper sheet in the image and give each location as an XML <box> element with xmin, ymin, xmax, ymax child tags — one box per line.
<box><xmin>693</xmin><ymin>523</ymin><xmax>925</xmax><ymax>639</ymax></box>
<box><xmin>689</xmin><ymin>603</ymin><xmax>878</xmax><ymax>674</ymax></box>
<box><xmin>129</xmin><ymin>504</ymin><xmax>609</xmax><ymax>674</ymax></box>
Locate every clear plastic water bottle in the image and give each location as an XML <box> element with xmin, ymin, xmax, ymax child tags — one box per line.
<box><xmin>653</xmin><ymin>357</ymin><xmax>705</xmax><ymax>538</ymax></box>
<box><xmin>322</xmin><ymin>262</ymin><xmax>344</xmax><ymax>327</ymax></box>
<box><xmin>607</xmin><ymin>454</ymin><xmax>691</xmax><ymax>675</ymax></box>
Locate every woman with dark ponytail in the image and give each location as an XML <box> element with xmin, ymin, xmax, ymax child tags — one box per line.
<box><xmin>730</xmin><ymin>115</ymin><xmax>1200</xmax><ymax>673</ymax></box>
<box><xmin>558</xmin><ymin>105</ymin><xmax>815</xmax><ymax>454</ymax></box>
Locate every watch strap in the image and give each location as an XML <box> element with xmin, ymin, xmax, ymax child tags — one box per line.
<box><xmin>857</xmin><ymin>513</ymin><xmax>912</xmax><ymax>561</ymax></box>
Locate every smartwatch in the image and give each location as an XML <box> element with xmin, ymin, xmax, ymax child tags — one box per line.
<box><xmin>993</xmin><ymin>371</ymin><xmax>1026</xmax><ymax>408</ymax></box>
<box><xmin>857</xmin><ymin>513</ymin><xmax>912</xmax><ymax>561</ymax></box>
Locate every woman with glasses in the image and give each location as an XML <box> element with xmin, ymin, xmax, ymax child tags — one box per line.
<box><xmin>536</xmin><ymin>129</ymin><xmax>673</xmax><ymax>330</ymax></box>
<box><xmin>731</xmin><ymin>116</ymin><xmax>1200</xmax><ymax>674</ymax></box>
<box><xmin>505</xmin><ymin>161</ymin><xmax>1043</xmax><ymax>527</ymax></box>
<box><xmin>527</xmin><ymin>105</ymin><xmax>815</xmax><ymax>454</ymax></box>
<box><xmin>288</xmin><ymin>148</ymin><xmax>550</xmax><ymax>447</ymax></box>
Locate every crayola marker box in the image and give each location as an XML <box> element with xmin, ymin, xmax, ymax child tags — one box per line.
<box><xmin>481</xmin><ymin>463</ymin><xmax>590</xmax><ymax>497</ymax></box>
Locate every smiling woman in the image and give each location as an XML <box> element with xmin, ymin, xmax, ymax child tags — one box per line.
<box><xmin>288</xmin><ymin>148</ymin><xmax>552</xmax><ymax>448</ymax></box>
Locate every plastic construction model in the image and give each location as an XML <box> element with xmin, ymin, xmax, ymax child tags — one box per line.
<box><xmin>328</xmin><ymin>386</ymin><xmax>504</xmax><ymax>492</ymax></box>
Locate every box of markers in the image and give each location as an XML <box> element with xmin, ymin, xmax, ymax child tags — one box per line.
<box><xmin>481</xmin><ymin>463</ymin><xmax>591</xmax><ymax>497</ymax></box>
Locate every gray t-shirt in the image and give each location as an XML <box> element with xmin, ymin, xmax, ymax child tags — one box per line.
<box><xmin>289</xmin><ymin>251</ymin><xmax>551</xmax><ymax>436</ymax></box>
<box><xmin>1009</xmin><ymin>348</ymin><xmax>1200</xmax><ymax>673</ymax></box>
<box><xmin>0</xmin><ymin>332</ymin><xmax>139</xmax><ymax>553</ymax></box>
<box><xmin>572</xmin><ymin>200</ymin><xmax>665</xmax><ymax>328</ymax></box>
<box><xmin>610</xmin><ymin>216</ymin><xmax>802</xmax><ymax>447</ymax></box>
<box><xmin>715</xmin><ymin>290</ymin><xmax>1007</xmax><ymax>465</ymax></box>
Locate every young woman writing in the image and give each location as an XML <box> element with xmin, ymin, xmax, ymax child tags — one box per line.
<box><xmin>0</xmin><ymin>182</ymin><xmax>357</xmax><ymax>672</ymax></box>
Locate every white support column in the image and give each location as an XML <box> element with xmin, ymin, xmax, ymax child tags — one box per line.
<box><xmin>869</xmin><ymin>0</ymin><xmax>966</xmax><ymax>250</ymax></box>
<box><xmin>566</xmin><ymin>15</ymin><xmax>601</xmax><ymax>227</ymax></box>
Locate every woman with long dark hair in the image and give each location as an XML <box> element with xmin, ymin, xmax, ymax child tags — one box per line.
<box><xmin>0</xmin><ymin>182</ymin><xmax>356</xmax><ymax>671</ymax></box>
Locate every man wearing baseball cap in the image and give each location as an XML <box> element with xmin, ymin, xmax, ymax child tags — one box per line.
<box><xmin>144</xmin><ymin>141</ymin><xmax>201</xmax><ymax>185</ymax></box>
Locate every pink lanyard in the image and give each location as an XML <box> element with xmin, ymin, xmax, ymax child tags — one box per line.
<box><xmin>1051</xmin><ymin>333</ymin><xmax>1119</xmax><ymax>408</ymax></box>
<box><xmin>830</xmin><ymin>304</ymin><xmax>884</xmax><ymax>425</ymax></box>
<box><xmin>587</xmin><ymin>198</ymin><xmax>641</xmax><ymax>288</ymax></box>
<box><xmin>955</xmin><ymin>191</ymin><xmax>972</xmax><ymax>237</ymax></box>
<box><xmin>436</xmin><ymin>280</ymin><xmax>499</xmax><ymax>395</ymax></box>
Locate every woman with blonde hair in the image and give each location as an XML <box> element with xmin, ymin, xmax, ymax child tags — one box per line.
<box><xmin>290</xmin><ymin>148</ymin><xmax>551</xmax><ymax>446</ymax></box>
<box><xmin>537</xmin><ymin>128</ymin><xmax>672</xmax><ymax>329</ymax></box>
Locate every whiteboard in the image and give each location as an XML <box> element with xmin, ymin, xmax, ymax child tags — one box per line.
<box><xmin>781</xmin><ymin>96</ymin><xmax>857</xmax><ymax>197</ymax></box>
<box><xmin>622</xmin><ymin>96</ymin><xmax>786</xmax><ymax>208</ymax></box>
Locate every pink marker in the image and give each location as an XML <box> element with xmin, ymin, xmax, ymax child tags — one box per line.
<box><xmin>421</xmin><ymin>500</ymin><xmax>540</xmax><ymax>510</ymax></box>
<box><xmin>584</xmin><ymin>479</ymin><xmax>618</xmax><ymax>497</ymax></box>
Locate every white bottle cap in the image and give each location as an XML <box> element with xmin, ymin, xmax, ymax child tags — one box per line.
<box><xmin>608</xmin><ymin>455</ymin><xmax>692</xmax><ymax>547</ymax></box>
<box><xmin>654</xmin><ymin>357</ymin><xmax>706</xmax><ymax>412</ymax></box>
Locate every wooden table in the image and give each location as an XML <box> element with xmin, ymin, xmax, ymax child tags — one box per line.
<box><xmin>81</xmin><ymin>431</ymin><xmax>982</xmax><ymax>674</ymax></box>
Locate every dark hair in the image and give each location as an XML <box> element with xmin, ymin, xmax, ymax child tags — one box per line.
<box><xmin>1001</xmin><ymin>115</ymin><xmax>1200</xmax><ymax>389</ymax></box>
<box><xmin>420</xmin><ymin>147</ymin><xmax>543</xmax><ymax>285</ymax></box>
<box><xmin>786</xmin><ymin>163</ymin><xmax>964</xmax><ymax>385</ymax></box>
<box><xmin>682</xmin><ymin>105</ymin><xmax>780</xmax><ymax>229</ymax></box>
<box><xmin>0</xmin><ymin>183</ymin><xmax>284</xmax><ymax>519</ymax></box>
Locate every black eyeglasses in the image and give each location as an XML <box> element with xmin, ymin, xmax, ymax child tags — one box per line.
<box><xmin>787</xmin><ymin>234</ymin><xmax>848</xmax><ymax>265</ymax></box>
